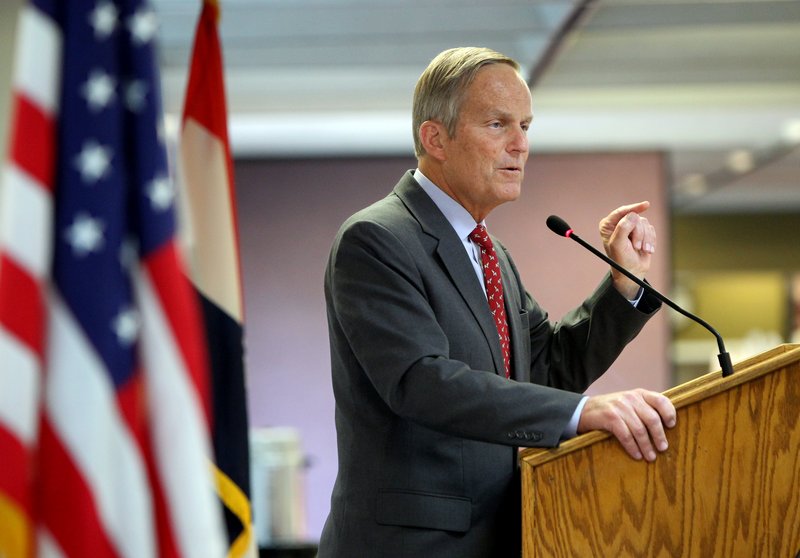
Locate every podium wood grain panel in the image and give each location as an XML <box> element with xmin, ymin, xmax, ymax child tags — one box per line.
<box><xmin>520</xmin><ymin>345</ymin><xmax>800</xmax><ymax>557</ymax></box>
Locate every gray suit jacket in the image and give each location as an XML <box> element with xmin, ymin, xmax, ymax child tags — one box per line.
<box><xmin>318</xmin><ymin>171</ymin><xmax>659</xmax><ymax>557</ymax></box>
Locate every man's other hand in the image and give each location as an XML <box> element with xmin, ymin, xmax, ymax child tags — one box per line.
<box><xmin>578</xmin><ymin>389</ymin><xmax>676</xmax><ymax>462</ymax></box>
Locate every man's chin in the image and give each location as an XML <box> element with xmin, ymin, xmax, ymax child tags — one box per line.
<box><xmin>501</xmin><ymin>182</ymin><xmax>523</xmax><ymax>201</ymax></box>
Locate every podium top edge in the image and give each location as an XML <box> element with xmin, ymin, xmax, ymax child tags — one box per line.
<box><xmin>664</xmin><ymin>343</ymin><xmax>800</xmax><ymax>406</ymax></box>
<box><xmin>519</xmin><ymin>343</ymin><xmax>800</xmax><ymax>468</ymax></box>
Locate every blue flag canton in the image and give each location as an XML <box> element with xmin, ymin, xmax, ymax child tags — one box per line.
<box><xmin>51</xmin><ymin>0</ymin><xmax>177</xmax><ymax>385</ymax></box>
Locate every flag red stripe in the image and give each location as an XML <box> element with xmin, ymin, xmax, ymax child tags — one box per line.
<box><xmin>144</xmin><ymin>241</ymin><xmax>212</xmax><ymax>426</ymax></box>
<box><xmin>182</xmin><ymin>5</ymin><xmax>227</xmax><ymax>147</ymax></box>
<box><xmin>38</xmin><ymin>418</ymin><xmax>120</xmax><ymax>558</ymax></box>
<box><xmin>115</xmin><ymin>373</ymin><xmax>181</xmax><ymax>558</ymax></box>
<box><xmin>9</xmin><ymin>94</ymin><xmax>56</xmax><ymax>190</ymax></box>
<box><xmin>0</xmin><ymin>426</ymin><xmax>32</xmax><ymax>515</ymax></box>
<box><xmin>0</xmin><ymin>254</ymin><xmax>45</xmax><ymax>357</ymax></box>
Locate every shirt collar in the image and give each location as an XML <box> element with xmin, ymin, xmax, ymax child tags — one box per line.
<box><xmin>413</xmin><ymin>169</ymin><xmax>482</xmax><ymax>241</ymax></box>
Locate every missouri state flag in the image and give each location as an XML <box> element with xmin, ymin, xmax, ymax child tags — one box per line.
<box><xmin>178</xmin><ymin>1</ymin><xmax>255</xmax><ymax>556</ymax></box>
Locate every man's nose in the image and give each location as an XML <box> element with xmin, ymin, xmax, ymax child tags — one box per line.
<box><xmin>508</xmin><ymin>126</ymin><xmax>529</xmax><ymax>153</ymax></box>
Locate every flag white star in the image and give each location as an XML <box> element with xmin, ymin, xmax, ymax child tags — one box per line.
<box><xmin>64</xmin><ymin>213</ymin><xmax>105</xmax><ymax>257</ymax></box>
<box><xmin>125</xmin><ymin>80</ymin><xmax>147</xmax><ymax>112</ymax></box>
<box><xmin>89</xmin><ymin>1</ymin><xmax>118</xmax><ymax>40</ymax></box>
<box><xmin>128</xmin><ymin>7</ymin><xmax>158</xmax><ymax>45</ymax></box>
<box><xmin>82</xmin><ymin>69</ymin><xmax>116</xmax><ymax>112</ymax></box>
<box><xmin>112</xmin><ymin>307</ymin><xmax>140</xmax><ymax>346</ymax></box>
<box><xmin>74</xmin><ymin>140</ymin><xmax>113</xmax><ymax>184</ymax></box>
<box><xmin>147</xmin><ymin>176</ymin><xmax>174</xmax><ymax>211</ymax></box>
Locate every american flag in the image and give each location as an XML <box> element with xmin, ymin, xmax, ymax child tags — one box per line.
<box><xmin>0</xmin><ymin>0</ymin><xmax>226</xmax><ymax>556</ymax></box>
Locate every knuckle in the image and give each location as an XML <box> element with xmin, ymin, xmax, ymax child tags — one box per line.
<box><xmin>631</xmin><ymin>424</ymin><xmax>647</xmax><ymax>438</ymax></box>
<box><xmin>614</xmin><ymin>426</ymin><xmax>633</xmax><ymax>444</ymax></box>
<box><xmin>643</xmin><ymin>413</ymin><xmax>662</xmax><ymax>429</ymax></box>
<box><xmin>622</xmin><ymin>391</ymin><xmax>640</xmax><ymax>405</ymax></box>
<box><xmin>645</xmin><ymin>420</ymin><xmax>663</xmax><ymax>436</ymax></box>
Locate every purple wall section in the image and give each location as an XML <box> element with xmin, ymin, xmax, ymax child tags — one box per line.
<box><xmin>235</xmin><ymin>152</ymin><xmax>670</xmax><ymax>541</ymax></box>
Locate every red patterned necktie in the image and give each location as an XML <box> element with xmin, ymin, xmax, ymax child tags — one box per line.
<box><xmin>469</xmin><ymin>225</ymin><xmax>511</xmax><ymax>379</ymax></box>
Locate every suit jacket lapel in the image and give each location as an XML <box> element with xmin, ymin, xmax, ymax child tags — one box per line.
<box><xmin>495</xmin><ymin>245</ymin><xmax>525</xmax><ymax>381</ymax></box>
<box><xmin>393</xmin><ymin>172</ymin><xmax>506</xmax><ymax>376</ymax></box>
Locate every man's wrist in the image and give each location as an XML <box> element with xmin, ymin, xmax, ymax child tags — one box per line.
<box><xmin>612</xmin><ymin>271</ymin><xmax>644</xmax><ymax>301</ymax></box>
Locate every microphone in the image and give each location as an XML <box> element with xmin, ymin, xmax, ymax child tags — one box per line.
<box><xmin>546</xmin><ymin>215</ymin><xmax>734</xmax><ymax>378</ymax></box>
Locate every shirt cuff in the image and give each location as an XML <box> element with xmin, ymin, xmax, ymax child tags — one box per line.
<box><xmin>562</xmin><ymin>395</ymin><xmax>589</xmax><ymax>440</ymax></box>
<box><xmin>629</xmin><ymin>286</ymin><xmax>644</xmax><ymax>307</ymax></box>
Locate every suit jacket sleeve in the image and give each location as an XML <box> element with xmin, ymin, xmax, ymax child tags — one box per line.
<box><xmin>497</xmin><ymin>242</ymin><xmax>660</xmax><ymax>395</ymax></box>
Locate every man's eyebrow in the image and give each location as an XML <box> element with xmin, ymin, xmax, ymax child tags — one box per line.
<box><xmin>485</xmin><ymin>109</ymin><xmax>532</xmax><ymax>122</ymax></box>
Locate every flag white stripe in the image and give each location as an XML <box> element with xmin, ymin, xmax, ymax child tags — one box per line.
<box><xmin>45</xmin><ymin>289</ymin><xmax>156</xmax><ymax>558</ymax></box>
<box><xmin>13</xmin><ymin>6</ymin><xmax>61</xmax><ymax>113</ymax></box>
<box><xmin>0</xmin><ymin>164</ymin><xmax>53</xmax><ymax>278</ymax></box>
<box><xmin>38</xmin><ymin>527</ymin><xmax>68</xmax><ymax>558</ymax></box>
<box><xmin>0</xmin><ymin>328</ymin><xmax>41</xmax><ymax>444</ymax></box>
<box><xmin>179</xmin><ymin>120</ymin><xmax>243</xmax><ymax>322</ymax></box>
<box><xmin>135</xmin><ymin>262</ymin><xmax>226</xmax><ymax>558</ymax></box>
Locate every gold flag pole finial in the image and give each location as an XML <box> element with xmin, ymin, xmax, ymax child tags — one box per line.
<box><xmin>206</xmin><ymin>0</ymin><xmax>220</xmax><ymax>23</ymax></box>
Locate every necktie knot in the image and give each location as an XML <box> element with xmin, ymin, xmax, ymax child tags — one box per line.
<box><xmin>469</xmin><ymin>225</ymin><xmax>493</xmax><ymax>251</ymax></box>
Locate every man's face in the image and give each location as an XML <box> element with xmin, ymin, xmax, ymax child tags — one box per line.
<box><xmin>439</xmin><ymin>63</ymin><xmax>532</xmax><ymax>222</ymax></box>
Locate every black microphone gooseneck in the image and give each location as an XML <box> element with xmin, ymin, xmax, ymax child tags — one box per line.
<box><xmin>546</xmin><ymin>215</ymin><xmax>734</xmax><ymax>378</ymax></box>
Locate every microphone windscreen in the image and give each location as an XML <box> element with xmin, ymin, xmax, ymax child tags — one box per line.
<box><xmin>546</xmin><ymin>215</ymin><xmax>572</xmax><ymax>237</ymax></box>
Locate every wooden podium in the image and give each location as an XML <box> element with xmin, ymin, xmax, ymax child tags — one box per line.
<box><xmin>519</xmin><ymin>344</ymin><xmax>800</xmax><ymax>557</ymax></box>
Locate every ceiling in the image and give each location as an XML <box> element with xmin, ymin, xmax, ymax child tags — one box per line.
<box><xmin>154</xmin><ymin>0</ymin><xmax>800</xmax><ymax>213</ymax></box>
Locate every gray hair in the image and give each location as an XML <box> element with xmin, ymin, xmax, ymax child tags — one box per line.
<box><xmin>412</xmin><ymin>47</ymin><xmax>521</xmax><ymax>157</ymax></box>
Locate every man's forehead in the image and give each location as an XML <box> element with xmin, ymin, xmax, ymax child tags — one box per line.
<box><xmin>464</xmin><ymin>71</ymin><xmax>532</xmax><ymax>113</ymax></box>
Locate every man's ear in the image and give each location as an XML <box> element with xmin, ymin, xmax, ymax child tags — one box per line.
<box><xmin>419</xmin><ymin>120</ymin><xmax>449</xmax><ymax>161</ymax></box>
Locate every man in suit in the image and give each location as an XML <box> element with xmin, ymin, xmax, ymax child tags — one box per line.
<box><xmin>318</xmin><ymin>47</ymin><xmax>676</xmax><ymax>557</ymax></box>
